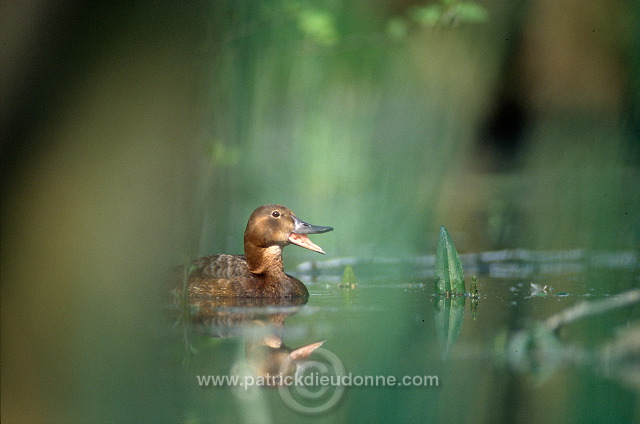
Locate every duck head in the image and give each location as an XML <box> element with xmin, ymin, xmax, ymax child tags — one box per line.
<box><xmin>245</xmin><ymin>204</ymin><xmax>333</xmax><ymax>253</ymax></box>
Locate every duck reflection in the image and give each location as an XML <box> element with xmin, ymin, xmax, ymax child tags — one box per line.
<box><xmin>180</xmin><ymin>295</ymin><xmax>324</xmax><ymax>386</ymax></box>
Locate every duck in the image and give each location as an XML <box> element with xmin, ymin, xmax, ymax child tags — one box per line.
<box><xmin>185</xmin><ymin>204</ymin><xmax>333</xmax><ymax>298</ymax></box>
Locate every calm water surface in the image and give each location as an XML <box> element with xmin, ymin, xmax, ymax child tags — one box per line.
<box><xmin>173</xmin><ymin>251</ymin><xmax>640</xmax><ymax>423</ymax></box>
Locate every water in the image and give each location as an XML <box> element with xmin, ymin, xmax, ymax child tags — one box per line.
<box><xmin>173</xmin><ymin>251</ymin><xmax>640</xmax><ymax>423</ymax></box>
<box><xmin>2</xmin><ymin>3</ymin><xmax>638</xmax><ymax>423</ymax></box>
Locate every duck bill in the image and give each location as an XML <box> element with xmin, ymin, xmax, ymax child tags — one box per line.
<box><xmin>288</xmin><ymin>216</ymin><xmax>334</xmax><ymax>254</ymax></box>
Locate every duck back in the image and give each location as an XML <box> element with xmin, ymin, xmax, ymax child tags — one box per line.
<box><xmin>185</xmin><ymin>254</ymin><xmax>309</xmax><ymax>298</ymax></box>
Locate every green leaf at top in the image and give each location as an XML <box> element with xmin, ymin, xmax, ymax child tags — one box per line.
<box><xmin>410</xmin><ymin>5</ymin><xmax>444</xmax><ymax>27</ymax></box>
<box><xmin>453</xmin><ymin>2</ymin><xmax>489</xmax><ymax>23</ymax></box>
<box><xmin>434</xmin><ymin>226</ymin><xmax>466</xmax><ymax>295</ymax></box>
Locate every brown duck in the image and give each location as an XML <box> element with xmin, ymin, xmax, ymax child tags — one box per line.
<box><xmin>186</xmin><ymin>204</ymin><xmax>333</xmax><ymax>298</ymax></box>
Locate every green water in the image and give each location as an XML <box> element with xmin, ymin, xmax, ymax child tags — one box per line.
<box><xmin>173</xmin><ymin>255</ymin><xmax>640</xmax><ymax>424</ymax></box>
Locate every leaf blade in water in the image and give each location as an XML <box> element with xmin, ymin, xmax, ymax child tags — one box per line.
<box><xmin>434</xmin><ymin>226</ymin><xmax>466</xmax><ymax>295</ymax></box>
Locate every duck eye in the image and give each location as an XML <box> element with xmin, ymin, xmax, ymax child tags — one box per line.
<box><xmin>271</xmin><ymin>211</ymin><xmax>280</xmax><ymax>218</ymax></box>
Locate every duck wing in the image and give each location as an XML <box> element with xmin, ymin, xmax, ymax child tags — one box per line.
<box><xmin>183</xmin><ymin>254</ymin><xmax>256</xmax><ymax>297</ymax></box>
<box><xmin>189</xmin><ymin>254</ymin><xmax>251</xmax><ymax>280</ymax></box>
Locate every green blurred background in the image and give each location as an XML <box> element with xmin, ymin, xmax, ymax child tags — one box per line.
<box><xmin>1</xmin><ymin>0</ymin><xmax>638</xmax><ymax>422</ymax></box>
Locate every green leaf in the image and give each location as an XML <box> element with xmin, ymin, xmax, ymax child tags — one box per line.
<box><xmin>470</xmin><ymin>275</ymin><xmax>479</xmax><ymax>297</ymax></box>
<box><xmin>340</xmin><ymin>265</ymin><xmax>358</xmax><ymax>288</ymax></box>
<box><xmin>410</xmin><ymin>5</ymin><xmax>444</xmax><ymax>27</ymax></box>
<box><xmin>297</xmin><ymin>9</ymin><xmax>339</xmax><ymax>46</ymax></box>
<box><xmin>452</xmin><ymin>2</ymin><xmax>489</xmax><ymax>23</ymax></box>
<box><xmin>434</xmin><ymin>226</ymin><xmax>466</xmax><ymax>295</ymax></box>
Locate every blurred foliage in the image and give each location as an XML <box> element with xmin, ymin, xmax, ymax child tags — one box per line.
<box><xmin>410</xmin><ymin>1</ymin><xmax>489</xmax><ymax>28</ymax></box>
<box><xmin>208</xmin><ymin>139</ymin><xmax>242</xmax><ymax>167</ymax></box>
<box><xmin>296</xmin><ymin>7</ymin><xmax>339</xmax><ymax>46</ymax></box>
<box><xmin>208</xmin><ymin>0</ymin><xmax>638</xmax><ymax>261</ymax></box>
<box><xmin>198</xmin><ymin>0</ymin><xmax>506</xmax><ymax>261</ymax></box>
